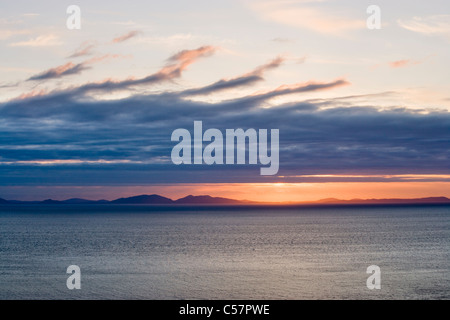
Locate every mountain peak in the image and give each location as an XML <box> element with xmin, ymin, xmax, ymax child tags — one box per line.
<box><xmin>175</xmin><ymin>195</ymin><xmax>242</xmax><ymax>204</ymax></box>
<box><xmin>111</xmin><ymin>194</ymin><xmax>174</xmax><ymax>204</ymax></box>
<box><xmin>41</xmin><ymin>199</ymin><xmax>61</xmax><ymax>204</ymax></box>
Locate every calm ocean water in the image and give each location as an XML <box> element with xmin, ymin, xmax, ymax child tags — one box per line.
<box><xmin>0</xmin><ymin>204</ymin><xmax>449</xmax><ymax>300</ymax></box>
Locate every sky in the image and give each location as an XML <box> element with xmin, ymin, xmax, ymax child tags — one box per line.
<box><xmin>0</xmin><ymin>0</ymin><xmax>449</xmax><ymax>201</ymax></box>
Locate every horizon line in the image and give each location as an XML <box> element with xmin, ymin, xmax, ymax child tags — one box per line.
<box><xmin>2</xmin><ymin>193</ymin><xmax>450</xmax><ymax>205</ymax></box>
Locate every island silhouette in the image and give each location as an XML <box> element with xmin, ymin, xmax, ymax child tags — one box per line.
<box><xmin>1</xmin><ymin>195</ymin><xmax>450</xmax><ymax>206</ymax></box>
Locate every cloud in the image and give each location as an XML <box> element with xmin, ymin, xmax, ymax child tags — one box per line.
<box><xmin>0</xmin><ymin>80</ymin><xmax>22</xmax><ymax>89</ymax></box>
<box><xmin>112</xmin><ymin>30</ymin><xmax>141</xmax><ymax>43</ymax></box>
<box><xmin>0</xmin><ymin>19</ymin><xmax>30</xmax><ymax>40</ymax></box>
<box><xmin>9</xmin><ymin>34</ymin><xmax>62</xmax><ymax>47</ymax></box>
<box><xmin>389</xmin><ymin>60</ymin><xmax>409</xmax><ymax>68</ymax></box>
<box><xmin>14</xmin><ymin>89</ymin><xmax>47</xmax><ymax>100</ymax></box>
<box><xmin>388</xmin><ymin>59</ymin><xmax>422</xmax><ymax>68</ymax></box>
<box><xmin>398</xmin><ymin>15</ymin><xmax>450</xmax><ymax>37</ymax></box>
<box><xmin>60</xmin><ymin>46</ymin><xmax>217</xmax><ymax>94</ymax></box>
<box><xmin>371</xmin><ymin>58</ymin><xmax>429</xmax><ymax>70</ymax></box>
<box><xmin>8</xmin><ymin>45</ymin><xmax>216</xmax><ymax>99</ymax></box>
<box><xmin>16</xmin><ymin>48</ymin><xmax>334</xmax><ymax>106</ymax></box>
<box><xmin>182</xmin><ymin>56</ymin><xmax>286</xmax><ymax>96</ymax></box>
<box><xmin>27</xmin><ymin>54</ymin><xmax>127</xmax><ymax>81</ymax></box>
<box><xmin>271</xmin><ymin>37</ymin><xmax>293</xmax><ymax>43</ymax></box>
<box><xmin>0</xmin><ymin>29</ymin><xmax>30</xmax><ymax>40</ymax></box>
<box><xmin>68</xmin><ymin>41</ymin><xmax>96</xmax><ymax>58</ymax></box>
<box><xmin>0</xmin><ymin>91</ymin><xmax>449</xmax><ymax>185</ymax></box>
<box><xmin>166</xmin><ymin>45</ymin><xmax>216</xmax><ymax>67</ymax></box>
<box><xmin>182</xmin><ymin>75</ymin><xmax>264</xmax><ymax>96</ymax></box>
<box><xmin>252</xmin><ymin>79</ymin><xmax>349</xmax><ymax>101</ymax></box>
<box><xmin>27</xmin><ymin>62</ymin><xmax>89</xmax><ymax>81</ymax></box>
<box><xmin>2</xmin><ymin>46</ymin><xmax>448</xmax><ymax>186</ymax></box>
<box><xmin>250</xmin><ymin>1</ymin><xmax>365</xmax><ymax>35</ymax></box>
<box><xmin>70</xmin><ymin>32</ymin><xmax>138</xmax><ymax>58</ymax></box>
<box><xmin>250</xmin><ymin>56</ymin><xmax>285</xmax><ymax>76</ymax></box>
<box><xmin>84</xmin><ymin>54</ymin><xmax>128</xmax><ymax>65</ymax></box>
<box><xmin>156</xmin><ymin>46</ymin><xmax>218</xmax><ymax>80</ymax></box>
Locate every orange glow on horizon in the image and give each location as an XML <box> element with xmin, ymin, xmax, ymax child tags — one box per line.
<box><xmin>173</xmin><ymin>182</ymin><xmax>450</xmax><ymax>203</ymax></box>
<box><xmin>68</xmin><ymin>181</ymin><xmax>450</xmax><ymax>203</ymax></box>
<box><xmin>278</xmin><ymin>174</ymin><xmax>450</xmax><ymax>180</ymax></box>
<box><xmin>3</xmin><ymin>181</ymin><xmax>450</xmax><ymax>202</ymax></box>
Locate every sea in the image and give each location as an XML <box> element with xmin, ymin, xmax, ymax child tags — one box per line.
<box><xmin>0</xmin><ymin>204</ymin><xmax>449</xmax><ymax>300</ymax></box>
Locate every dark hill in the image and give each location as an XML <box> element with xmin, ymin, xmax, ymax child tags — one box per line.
<box><xmin>111</xmin><ymin>194</ymin><xmax>174</xmax><ymax>204</ymax></box>
<box><xmin>175</xmin><ymin>195</ymin><xmax>244</xmax><ymax>204</ymax></box>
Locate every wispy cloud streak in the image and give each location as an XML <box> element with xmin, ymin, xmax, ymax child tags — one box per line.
<box><xmin>112</xmin><ymin>30</ymin><xmax>141</xmax><ymax>43</ymax></box>
<box><xmin>27</xmin><ymin>54</ymin><xmax>125</xmax><ymax>81</ymax></box>
<box><xmin>9</xmin><ymin>34</ymin><xmax>62</xmax><ymax>47</ymax></box>
<box><xmin>68</xmin><ymin>41</ymin><xmax>96</xmax><ymax>58</ymax></box>
<box><xmin>182</xmin><ymin>56</ymin><xmax>286</xmax><ymax>96</ymax></box>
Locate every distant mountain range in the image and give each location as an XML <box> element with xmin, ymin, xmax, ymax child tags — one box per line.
<box><xmin>0</xmin><ymin>195</ymin><xmax>450</xmax><ymax>206</ymax></box>
<box><xmin>0</xmin><ymin>194</ymin><xmax>249</xmax><ymax>205</ymax></box>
